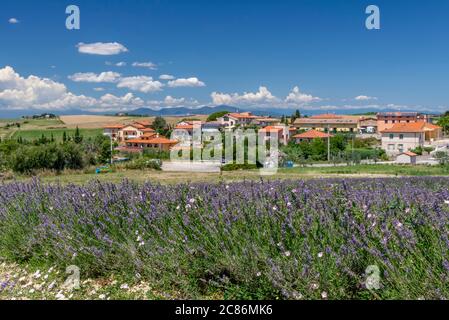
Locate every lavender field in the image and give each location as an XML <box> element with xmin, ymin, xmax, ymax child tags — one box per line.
<box><xmin>1</xmin><ymin>177</ymin><xmax>449</xmax><ymax>299</ymax></box>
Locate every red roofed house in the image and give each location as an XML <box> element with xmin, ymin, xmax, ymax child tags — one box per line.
<box><xmin>292</xmin><ymin>129</ymin><xmax>333</xmax><ymax>143</ymax></box>
<box><xmin>380</xmin><ymin>122</ymin><xmax>441</xmax><ymax>155</ymax></box>
<box><xmin>217</xmin><ymin>112</ymin><xmax>258</xmax><ymax>129</ymax></box>
<box><xmin>124</xmin><ymin>133</ymin><xmax>178</xmax><ymax>152</ymax></box>
<box><xmin>103</xmin><ymin>124</ymin><xmax>125</xmax><ymax>141</ymax></box>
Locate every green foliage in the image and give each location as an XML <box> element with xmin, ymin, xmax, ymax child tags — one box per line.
<box><xmin>152</xmin><ymin>116</ymin><xmax>167</xmax><ymax>133</ymax></box>
<box><xmin>410</xmin><ymin>146</ymin><xmax>423</xmax><ymax>155</ymax></box>
<box><xmin>221</xmin><ymin>163</ymin><xmax>259</xmax><ymax>171</ymax></box>
<box><xmin>437</xmin><ymin>115</ymin><xmax>449</xmax><ymax>134</ymax></box>
<box><xmin>207</xmin><ymin>111</ymin><xmax>229</xmax><ymax>122</ymax></box>
<box><xmin>124</xmin><ymin>158</ymin><xmax>162</xmax><ymax>170</ymax></box>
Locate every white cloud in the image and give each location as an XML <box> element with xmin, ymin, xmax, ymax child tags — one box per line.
<box><xmin>68</xmin><ymin>71</ymin><xmax>121</xmax><ymax>83</ymax></box>
<box><xmin>285</xmin><ymin>86</ymin><xmax>321</xmax><ymax>105</ymax></box>
<box><xmin>77</xmin><ymin>42</ymin><xmax>128</xmax><ymax>55</ymax></box>
<box><xmin>168</xmin><ymin>77</ymin><xmax>206</xmax><ymax>88</ymax></box>
<box><xmin>93</xmin><ymin>87</ymin><xmax>105</xmax><ymax>92</ymax></box>
<box><xmin>211</xmin><ymin>86</ymin><xmax>278</xmax><ymax>106</ymax></box>
<box><xmin>117</xmin><ymin>76</ymin><xmax>164</xmax><ymax>93</ymax></box>
<box><xmin>164</xmin><ymin>96</ymin><xmax>185</xmax><ymax>106</ymax></box>
<box><xmin>132</xmin><ymin>62</ymin><xmax>157</xmax><ymax>70</ymax></box>
<box><xmin>0</xmin><ymin>66</ymin><xmax>144</xmax><ymax>111</ymax></box>
<box><xmin>115</xmin><ymin>62</ymin><xmax>127</xmax><ymax>67</ymax></box>
<box><xmin>8</xmin><ymin>18</ymin><xmax>19</xmax><ymax>24</ymax></box>
<box><xmin>159</xmin><ymin>74</ymin><xmax>175</xmax><ymax>80</ymax></box>
<box><xmin>355</xmin><ymin>95</ymin><xmax>378</xmax><ymax>101</ymax></box>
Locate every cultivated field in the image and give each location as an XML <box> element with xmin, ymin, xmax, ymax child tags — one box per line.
<box><xmin>60</xmin><ymin>114</ymin><xmax>209</xmax><ymax>129</ymax></box>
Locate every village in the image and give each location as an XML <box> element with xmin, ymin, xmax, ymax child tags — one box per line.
<box><xmin>103</xmin><ymin>111</ymin><xmax>446</xmax><ymax>166</ymax></box>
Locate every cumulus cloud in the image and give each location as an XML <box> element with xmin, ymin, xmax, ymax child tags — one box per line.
<box><xmin>168</xmin><ymin>77</ymin><xmax>206</xmax><ymax>88</ymax></box>
<box><xmin>93</xmin><ymin>87</ymin><xmax>105</xmax><ymax>92</ymax></box>
<box><xmin>285</xmin><ymin>86</ymin><xmax>321</xmax><ymax>104</ymax></box>
<box><xmin>8</xmin><ymin>18</ymin><xmax>19</xmax><ymax>24</ymax></box>
<box><xmin>117</xmin><ymin>76</ymin><xmax>164</xmax><ymax>93</ymax></box>
<box><xmin>68</xmin><ymin>71</ymin><xmax>121</xmax><ymax>83</ymax></box>
<box><xmin>355</xmin><ymin>95</ymin><xmax>377</xmax><ymax>101</ymax></box>
<box><xmin>0</xmin><ymin>66</ymin><xmax>143</xmax><ymax>111</ymax></box>
<box><xmin>211</xmin><ymin>86</ymin><xmax>278</xmax><ymax>106</ymax></box>
<box><xmin>132</xmin><ymin>62</ymin><xmax>157</xmax><ymax>70</ymax></box>
<box><xmin>159</xmin><ymin>74</ymin><xmax>175</xmax><ymax>80</ymax></box>
<box><xmin>77</xmin><ymin>42</ymin><xmax>128</xmax><ymax>55</ymax></box>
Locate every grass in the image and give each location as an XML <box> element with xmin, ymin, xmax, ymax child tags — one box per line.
<box><xmin>11</xmin><ymin>128</ymin><xmax>103</xmax><ymax>142</ymax></box>
<box><xmin>6</xmin><ymin>163</ymin><xmax>448</xmax><ymax>186</ymax></box>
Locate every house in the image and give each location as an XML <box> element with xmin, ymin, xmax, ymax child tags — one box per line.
<box><xmin>259</xmin><ymin>126</ymin><xmax>288</xmax><ymax>145</ymax></box>
<box><xmin>293</xmin><ymin>114</ymin><xmax>359</xmax><ymax>133</ymax></box>
<box><xmin>217</xmin><ymin>112</ymin><xmax>258</xmax><ymax>129</ymax></box>
<box><xmin>381</xmin><ymin>122</ymin><xmax>426</xmax><ymax>155</ymax></box>
<box><xmin>381</xmin><ymin>122</ymin><xmax>442</xmax><ymax>155</ymax></box>
<box><xmin>358</xmin><ymin>116</ymin><xmax>378</xmax><ymax>134</ymax></box>
<box><xmin>377</xmin><ymin>112</ymin><xmax>428</xmax><ymax>132</ymax></box>
<box><xmin>103</xmin><ymin>124</ymin><xmax>125</xmax><ymax>141</ymax></box>
<box><xmin>103</xmin><ymin>120</ymin><xmax>155</xmax><ymax>142</ymax></box>
<box><xmin>123</xmin><ymin>133</ymin><xmax>178</xmax><ymax>152</ymax></box>
<box><xmin>396</xmin><ymin>152</ymin><xmax>417</xmax><ymax>165</ymax></box>
<box><xmin>292</xmin><ymin>129</ymin><xmax>333</xmax><ymax>143</ymax></box>
<box><xmin>252</xmin><ymin>117</ymin><xmax>281</xmax><ymax>127</ymax></box>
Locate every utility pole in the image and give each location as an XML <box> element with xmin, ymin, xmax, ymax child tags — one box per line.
<box><xmin>327</xmin><ymin>124</ymin><xmax>330</xmax><ymax>162</ymax></box>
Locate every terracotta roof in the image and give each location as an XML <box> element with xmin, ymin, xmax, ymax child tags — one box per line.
<box><xmin>310</xmin><ymin>114</ymin><xmax>343</xmax><ymax>119</ymax></box>
<box><xmin>104</xmin><ymin>124</ymin><xmax>125</xmax><ymax>129</ymax></box>
<box><xmin>381</xmin><ymin>122</ymin><xmax>426</xmax><ymax>133</ymax></box>
<box><xmin>131</xmin><ymin>123</ymin><xmax>146</xmax><ymax>129</ymax></box>
<box><xmin>228</xmin><ymin>112</ymin><xmax>258</xmax><ymax>119</ymax></box>
<box><xmin>141</xmin><ymin>128</ymin><xmax>155</xmax><ymax>132</ymax></box>
<box><xmin>127</xmin><ymin>136</ymin><xmax>178</xmax><ymax>144</ymax></box>
<box><xmin>134</xmin><ymin>120</ymin><xmax>152</xmax><ymax>126</ymax></box>
<box><xmin>293</xmin><ymin>129</ymin><xmax>333</xmax><ymax>139</ymax></box>
<box><xmin>294</xmin><ymin>118</ymin><xmax>358</xmax><ymax>125</ymax></box>
<box><xmin>423</xmin><ymin>123</ymin><xmax>441</xmax><ymax>130</ymax></box>
<box><xmin>401</xmin><ymin>151</ymin><xmax>417</xmax><ymax>157</ymax></box>
<box><xmin>259</xmin><ymin>126</ymin><xmax>283</xmax><ymax>133</ymax></box>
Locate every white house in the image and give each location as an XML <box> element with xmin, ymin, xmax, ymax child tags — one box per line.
<box><xmin>381</xmin><ymin>122</ymin><xmax>426</xmax><ymax>155</ymax></box>
<box><xmin>396</xmin><ymin>152</ymin><xmax>417</xmax><ymax>164</ymax></box>
<box><xmin>217</xmin><ymin>112</ymin><xmax>258</xmax><ymax>129</ymax></box>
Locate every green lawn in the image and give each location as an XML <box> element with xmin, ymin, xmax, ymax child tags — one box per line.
<box><xmin>279</xmin><ymin>164</ymin><xmax>449</xmax><ymax>176</ymax></box>
<box><xmin>11</xmin><ymin>128</ymin><xmax>103</xmax><ymax>142</ymax></box>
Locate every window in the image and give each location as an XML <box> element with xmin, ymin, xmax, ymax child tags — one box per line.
<box><xmin>399</xmin><ymin>134</ymin><xmax>404</xmax><ymax>140</ymax></box>
<box><xmin>384</xmin><ymin>120</ymin><xmax>388</xmax><ymax>124</ymax></box>
<box><xmin>389</xmin><ymin>134</ymin><xmax>394</xmax><ymax>139</ymax></box>
<box><xmin>388</xmin><ymin>144</ymin><xmax>395</xmax><ymax>151</ymax></box>
<box><xmin>398</xmin><ymin>144</ymin><xmax>404</xmax><ymax>152</ymax></box>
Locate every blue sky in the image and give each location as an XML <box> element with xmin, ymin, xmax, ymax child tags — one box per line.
<box><xmin>0</xmin><ymin>0</ymin><xmax>448</xmax><ymax>116</ymax></box>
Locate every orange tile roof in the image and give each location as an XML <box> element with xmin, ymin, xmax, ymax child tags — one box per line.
<box><xmin>259</xmin><ymin>126</ymin><xmax>283</xmax><ymax>133</ymax></box>
<box><xmin>381</xmin><ymin>122</ymin><xmax>426</xmax><ymax>133</ymax></box>
<box><xmin>423</xmin><ymin>123</ymin><xmax>441</xmax><ymax>130</ymax></box>
<box><xmin>127</xmin><ymin>136</ymin><xmax>178</xmax><ymax>144</ymax></box>
<box><xmin>134</xmin><ymin>120</ymin><xmax>152</xmax><ymax>126</ymax></box>
<box><xmin>228</xmin><ymin>112</ymin><xmax>258</xmax><ymax>119</ymax></box>
<box><xmin>104</xmin><ymin>124</ymin><xmax>125</xmax><ymax>129</ymax></box>
<box><xmin>402</xmin><ymin>151</ymin><xmax>417</xmax><ymax>157</ymax></box>
<box><xmin>310</xmin><ymin>114</ymin><xmax>342</xmax><ymax>119</ymax></box>
<box><xmin>141</xmin><ymin>128</ymin><xmax>155</xmax><ymax>132</ymax></box>
<box><xmin>292</xmin><ymin>129</ymin><xmax>333</xmax><ymax>139</ymax></box>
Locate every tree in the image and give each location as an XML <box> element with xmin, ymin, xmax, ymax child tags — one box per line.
<box><xmin>74</xmin><ymin>126</ymin><xmax>83</xmax><ymax>144</ymax></box>
<box><xmin>437</xmin><ymin>115</ymin><xmax>449</xmax><ymax>134</ymax></box>
<box><xmin>291</xmin><ymin>109</ymin><xmax>301</xmax><ymax>124</ymax></box>
<box><xmin>62</xmin><ymin>131</ymin><xmax>67</xmax><ymax>143</ymax></box>
<box><xmin>207</xmin><ymin>111</ymin><xmax>229</xmax><ymax>122</ymax></box>
<box><xmin>152</xmin><ymin>116</ymin><xmax>167</xmax><ymax>133</ymax></box>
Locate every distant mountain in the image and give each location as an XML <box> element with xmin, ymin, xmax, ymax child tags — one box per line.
<box><xmin>127</xmin><ymin>105</ymin><xmax>241</xmax><ymax>116</ymax></box>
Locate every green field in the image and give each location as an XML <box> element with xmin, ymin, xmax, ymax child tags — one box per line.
<box><xmin>11</xmin><ymin>128</ymin><xmax>103</xmax><ymax>142</ymax></box>
<box><xmin>9</xmin><ymin>163</ymin><xmax>449</xmax><ymax>185</ymax></box>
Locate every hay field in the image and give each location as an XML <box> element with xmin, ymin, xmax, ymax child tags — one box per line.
<box><xmin>60</xmin><ymin>115</ymin><xmax>209</xmax><ymax>129</ymax></box>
